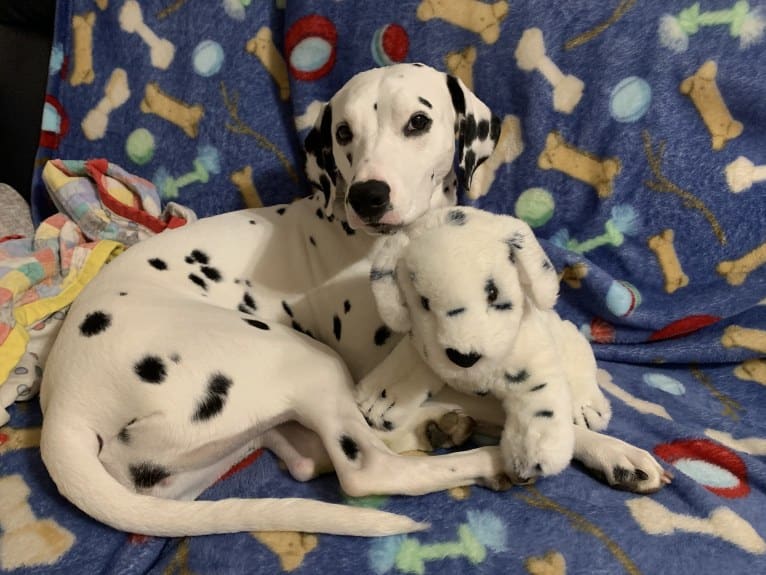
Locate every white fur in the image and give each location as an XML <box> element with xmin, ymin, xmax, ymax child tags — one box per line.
<box><xmin>358</xmin><ymin>206</ymin><xmax>672</xmax><ymax>491</ymax></box>
<box><xmin>38</xmin><ymin>64</ymin><xmax>505</xmax><ymax>538</ymax></box>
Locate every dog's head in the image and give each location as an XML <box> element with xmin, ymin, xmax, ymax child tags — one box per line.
<box><xmin>369</xmin><ymin>207</ymin><xmax>559</xmax><ymax>384</ymax></box>
<box><xmin>304</xmin><ymin>64</ymin><xmax>500</xmax><ymax>234</ymax></box>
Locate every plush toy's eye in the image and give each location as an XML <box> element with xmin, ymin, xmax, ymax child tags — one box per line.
<box><xmin>335</xmin><ymin>123</ymin><xmax>353</xmax><ymax>145</ymax></box>
<box><xmin>485</xmin><ymin>279</ymin><xmax>499</xmax><ymax>304</ymax></box>
<box><xmin>404</xmin><ymin>113</ymin><xmax>432</xmax><ymax>136</ymax></box>
<box><xmin>420</xmin><ymin>296</ymin><xmax>430</xmax><ymax>311</ymax></box>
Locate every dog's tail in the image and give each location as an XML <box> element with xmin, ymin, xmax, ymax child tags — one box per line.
<box><xmin>40</xmin><ymin>419</ymin><xmax>428</xmax><ymax>537</ymax></box>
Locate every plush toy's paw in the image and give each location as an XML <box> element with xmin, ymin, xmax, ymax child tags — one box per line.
<box><xmin>585</xmin><ymin>440</ymin><xmax>673</xmax><ymax>494</ymax></box>
<box><xmin>425</xmin><ymin>410</ymin><xmax>476</xmax><ymax>449</ymax></box>
<box><xmin>356</xmin><ymin>381</ymin><xmax>431</xmax><ymax>432</ymax></box>
<box><xmin>501</xmin><ymin>414</ymin><xmax>575</xmax><ymax>481</ymax></box>
<box><xmin>571</xmin><ymin>386</ymin><xmax>612</xmax><ymax>432</ymax></box>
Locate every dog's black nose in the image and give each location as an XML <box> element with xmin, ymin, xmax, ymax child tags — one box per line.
<box><xmin>445</xmin><ymin>348</ymin><xmax>482</xmax><ymax>368</ymax></box>
<box><xmin>347</xmin><ymin>180</ymin><xmax>391</xmax><ymax>222</ymax></box>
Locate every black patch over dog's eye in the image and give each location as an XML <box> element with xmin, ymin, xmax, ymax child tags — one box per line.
<box><xmin>485</xmin><ymin>279</ymin><xmax>499</xmax><ymax>304</ymax></box>
<box><xmin>404</xmin><ymin>113</ymin><xmax>432</xmax><ymax>137</ymax></box>
<box><xmin>335</xmin><ymin>123</ymin><xmax>353</xmax><ymax>145</ymax></box>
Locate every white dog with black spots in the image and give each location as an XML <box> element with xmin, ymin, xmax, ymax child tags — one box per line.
<box><xmin>38</xmin><ymin>64</ymin><xmax>667</xmax><ymax>540</ymax></box>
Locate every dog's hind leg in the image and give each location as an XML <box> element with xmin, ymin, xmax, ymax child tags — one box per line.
<box><xmin>262</xmin><ymin>422</ymin><xmax>332</xmax><ymax>482</ymax></box>
<box><xmin>293</xmin><ymin>379</ymin><xmax>506</xmax><ymax>497</ymax></box>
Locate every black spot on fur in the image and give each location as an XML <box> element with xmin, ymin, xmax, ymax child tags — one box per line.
<box><xmin>535</xmin><ymin>410</ymin><xmax>554</xmax><ymax>418</ymax></box>
<box><xmin>79</xmin><ymin>311</ymin><xmax>112</xmax><ymax>337</ymax></box>
<box><xmin>463</xmin><ymin>115</ymin><xmax>477</xmax><ymax>146</ymax></box>
<box><xmin>475</xmin><ymin>389</ymin><xmax>490</xmax><ymax>396</ymax></box>
<box><xmin>446</xmin><ymin>75</ymin><xmax>466</xmax><ymax>116</ymax></box>
<box><xmin>309</xmin><ymin>236</ymin><xmax>317</xmax><ymax>247</ymax></box>
<box><xmin>447</xmin><ymin>307</ymin><xmax>466</xmax><ymax>317</ymax></box>
<box><xmin>333</xmin><ymin>315</ymin><xmax>342</xmax><ymax>341</ymax></box>
<box><xmin>370</xmin><ymin>268</ymin><xmax>395</xmax><ymax>281</ymax></box>
<box><xmin>490</xmin><ymin>115</ymin><xmax>501</xmax><ymax>142</ymax></box>
<box><xmin>383</xmin><ymin>420</ymin><xmax>395</xmax><ymax>431</ymax></box>
<box><xmin>613</xmin><ymin>466</ymin><xmax>639</xmax><ymax>484</ymax></box>
<box><xmin>341</xmin><ymin>220</ymin><xmax>356</xmax><ymax>236</ymax></box>
<box><xmin>276</xmin><ymin>207</ymin><xmax>287</xmax><ymax>215</ymax></box>
<box><xmin>420</xmin><ymin>296</ymin><xmax>430</xmax><ymax>311</ymax></box>
<box><xmin>188</xmin><ymin>273</ymin><xmax>208</xmax><ymax>290</ymax></box>
<box><xmin>418</xmin><ymin>97</ymin><xmax>433</xmax><ymax>109</ymax></box>
<box><xmin>477</xmin><ymin>119</ymin><xmax>490</xmax><ymax>141</ymax></box>
<box><xmin>170</xmin><ymin>353</ymin><xmax>181</xmax><ymax>364</ymax></box>
<box><xmin>190</xmin><ymin>250</ymin><xmax>209</xmax><ymax>264</ymax></box>
<box><xmin>447</xmin><ymin>209</ymin><xmax>467</xmax><ymax>225</ymax></box>
<box><xmin>374</xmin><ymin>102</ymin><xmax>378</xmax><ymax>110</ymax></box>
<box><xmin>315</xmin><ymin>208</ymin><xmax>325</xmax><ymax>220</ymax></box>
<box><xmin>282</xmin><ymin>300</ymin><xmax>294</xmax><ymax>317</ymax></box>
<box><xmin>193</xmin><ymin>373</ymin><xmax>233</xmax><ymax>422</ymax></box>
<box><xmin>119</xmin><ymin>291</ymin><xmax>127</xmax><ymax>296</ymax></box>
<box><xmin>97</xmin><ymin>434</ymin><xmax>103</xmax><ymax>454</ymax></box>
<box><xmin>530</xmin><ymin>383</ymin><xmax>547</xmax><ymax>392</ymax></box>
<box><xmin>346</xmin><ymin>153</ymin><xmax>353</xmax><ymax>165</ymax></box>
<box><xmin>148</xmin><ymin>258</ymin><xmax>167</xmax><ymax>270</ymax></box>
<box><xmin>340</xmin><ymin>435</ymin><xmax>359</xmax><ymax>461</ymax></box>
<box><xmin>249</xmin><ymin>219</ymin><xmax>256</xmax><ymax>225</ymax></box>
<box><xmin>185</xmin><ymin>256</ymin><xmax>194</xmax><ymax>264</ymax></box>
<box><xmin>463</xmin><ymin>149</ymin><xmax>476</xmax><ymax>180</ymax></box>
<box><xmin>134</xmin><ymin>355</ymin><xmax>167</xmax><ymax>384</ymax></box>
<box><xmin>243</xmin><ymin>292</ymin><xmax>257</xmax><ymax>310</ymax></box>
<box><xmin>201</xmin><ymin>266</ymin><xmax>222</xmax><ymax>282</ymax></box>
<box><xmin>130</xmin><ymin>462</ymin><xmax>171</xmax><ymax>489</ymax></box>
<box><xmin>505</xmin><ymin>369</ymin><xmax>529</xmax><ymax>384</ymax></box>
<box><xmin>374</xmin><ymin>325</ymin><xmax>392</xmax><ymax>346</ymax></box>
<box><xmin>344</xmin><ymin>300</ymin><xmax>351</xmax><ymax>314</ymax></box>
<box><xmin>243</xmin><ymin>318</ymin><xmax>270</xmax><ymax>330</ymax></box>
<box><xmin>118</xmin><ymin>427</ymin><xmax>131</xmax><ymax>444</ymax></box>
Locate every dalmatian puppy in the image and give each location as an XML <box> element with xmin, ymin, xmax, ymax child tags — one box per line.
<box><xmin>38</xmin><ymin>64</ymin><xmax>506</xmax><ymax>538</ymax></box>
<box><xmin>357</xmin><ymin>206</ymin><xmax>673</xmax><ymax>492</ymax></box>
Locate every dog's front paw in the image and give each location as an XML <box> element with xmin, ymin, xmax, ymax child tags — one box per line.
<box><xmin>501</xmin><ymin>414</ymin><xmax>575</xmax><ymax>481</ymax></box>
<box><xmin>594</xmin><ymin>442</ymin><xmax>673</xmax><ymax>494</ymax></box>
<box><xmin>356</xmin><ymin>383</ymin><xmax>430</xmax><ymax>432</ymax></box>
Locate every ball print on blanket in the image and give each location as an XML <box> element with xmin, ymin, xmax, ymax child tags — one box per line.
<box><xmin>6</xmin><ymin>0</ymin><xmax>765</xmax><ymax>574</ymax></box>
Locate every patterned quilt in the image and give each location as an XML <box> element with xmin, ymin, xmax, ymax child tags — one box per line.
<box><xmin>3</xmin><ymin>0</ymin><xmax>765</xmax><ymax>573</ymax></box>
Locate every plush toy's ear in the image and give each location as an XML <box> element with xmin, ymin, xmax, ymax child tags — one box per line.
<box><xmin>303</xmin><ymin>103</ymin><xmax>339</xmax><ymax>215</ymax></box>
<box><xmin>369</xmin><ymin>232</ymin><xmax>412</xmax><ymax>333</ymax></box>
<box><xmin>497</xmin><ymin>215</ymin><xmax>559</xmax><ymax>310</ymax></box>
<box><xmin>446</xmin><ymin>75</ymin><xmax>501</xmax><ymax>193</ymax></box>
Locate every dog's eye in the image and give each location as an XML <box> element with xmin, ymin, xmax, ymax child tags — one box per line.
<box><xmin>335</xmin><ymin>123</ymin><xmax>353</xmax><ymax>145</ymax></box>
<box><xmin>485</xmin><ymin>279</ymin><xmax>499</xmax><ymax>304</ymax></box>
<box><xmin>420</xmin><ymin>296</ymin><xmax>430</xmax><ymax>311</ymax></box>
<box><xmin>404</xmin><ymin>113</ymin><xmax>432</xmax><ymax>136</ymax></box>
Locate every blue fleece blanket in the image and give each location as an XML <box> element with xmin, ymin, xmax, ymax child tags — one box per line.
<box><xmin>5</xmin><ymin>0</ymin><xmax>766</xmax><ymax>573</ymax></box>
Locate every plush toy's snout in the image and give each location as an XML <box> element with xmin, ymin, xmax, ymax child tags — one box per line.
<box><xmin>445</xmin><ymin>348</ymin><xmax>482</xmax><ymax>368</ymax></box>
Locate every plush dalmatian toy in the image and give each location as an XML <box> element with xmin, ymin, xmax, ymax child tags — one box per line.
<box><xmin>356</xmin><ymin>206</ymin><xmax>614</xmax><ymax>482</ymax></box>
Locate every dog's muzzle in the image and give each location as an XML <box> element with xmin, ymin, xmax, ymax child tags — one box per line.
<box><xmin>347</xmin><ymin>180</ymin><xmax>391</xmax><ymax>223</ymax></box>
<box><xmin>445</xmin><ymin>348</ymin><xmax>482</xmax><ymax>368</ymax></box>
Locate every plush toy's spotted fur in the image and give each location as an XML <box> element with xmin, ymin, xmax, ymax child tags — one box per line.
<box><xmin>357</xmin><ymin>206</ymin><xmax>672</xmax><ymax>491</ymax></box>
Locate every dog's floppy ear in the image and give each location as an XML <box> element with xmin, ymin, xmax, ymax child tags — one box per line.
<box><xmin>369</xmin><ymin>232</ymin><xmax>412</xmax><ymax>333</ymax></box>
<box><xmin>303</xmin><ymin>103</ymin><xmax>339</xmax><ymax>215</ymax></box>
<box><xmin>446</xmin><ymin>75</ymin><xmax>501</xmax><ymax>192</ymax></box>
<box><xmin>485</xmin><ymin>214</ymin><xmax>559</xmax><ymax>310</ymax></box>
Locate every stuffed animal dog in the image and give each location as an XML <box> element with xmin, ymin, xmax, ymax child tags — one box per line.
<box><xmin>37</xmin><ymin>64</ymin><xmax>508</xmax><ymax>538</ymax></box>
<box><xmin>357</xmin><ymin>206</ymin><xmax>672</xmax><ymax>490</ymax></box>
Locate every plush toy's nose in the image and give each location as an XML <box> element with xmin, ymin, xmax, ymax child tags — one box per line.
<box><xmin>347</xmin><ymin>180</ymin><xmax>391</xmax><ymax>222</ymax></box>
<box><xmin>445</xmin><ymin>348</ymin><xmax>482</xmax><ymax>368</ymax></box>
